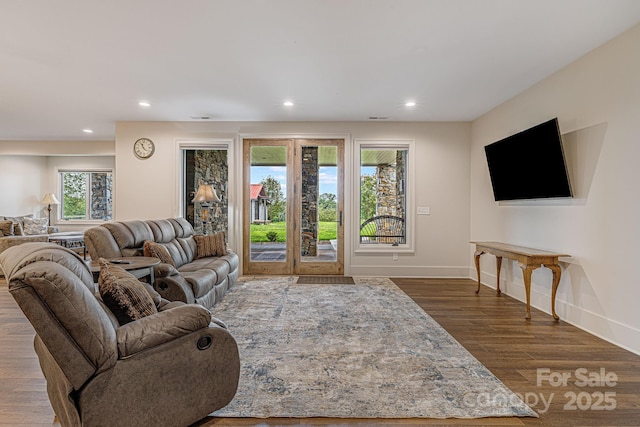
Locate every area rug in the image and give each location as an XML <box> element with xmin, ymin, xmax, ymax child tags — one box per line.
<box><xmin>211</xmin><ymin>276</ymin><xmax>537</xmax><ymax>419</ymax></box>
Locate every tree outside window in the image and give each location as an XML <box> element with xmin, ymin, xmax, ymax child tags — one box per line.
<box><xmin>260</xmin><ymin>175</ymin><xmax>285</xmax><ymax>222</ymax></box>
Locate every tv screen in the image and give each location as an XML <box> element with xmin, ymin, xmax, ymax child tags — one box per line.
<box><xmin>484</xmin><ymin>118</ymin><xmax>572</xmax><ymax>201</ymax></box>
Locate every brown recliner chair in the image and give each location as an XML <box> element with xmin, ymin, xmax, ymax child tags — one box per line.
<box><xmin>0</xmin><ymin>243</ymin><xmax>240</xmax><ymax>427</ymax></box>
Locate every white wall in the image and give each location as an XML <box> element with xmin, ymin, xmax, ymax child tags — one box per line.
<box><xmin>0</xmin><ymin>156</ymin><xmax>47</xmax><ymax>217</ymax></box>
<box><xmin>115</xmin><ymin>121</ymin><xmax>471</xmax><ymax>278</ymax></box>
<box><xmin>470</xmin><ymin>24</ymin><xmax>640</xmax><ymax>354</ymax></box>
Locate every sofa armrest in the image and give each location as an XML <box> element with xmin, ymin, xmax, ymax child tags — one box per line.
<box><xmin>154</xmin><ymin>274</ymin><xmax>196</xmax><ymax>304</ymax></box>
<box><xmin>84</xmin><ymin>226</ymin><xmax>122</xmax><ymax>259</ymax></box>
<box><xmin>116</xmin><ymin>304</ymin><xmax>212</xmax><ymax>358</ymax></box>
<box><xmin>154</xmin><ymin>262</ymin><xmax>180</xmax><ymax>278</ymax></box>
<box><xmin>157</xmin><ymin>298</ymin><xmax>185</xmax><ymax>311</ymax></box>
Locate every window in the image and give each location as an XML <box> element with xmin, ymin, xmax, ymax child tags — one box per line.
<box><xmin>182</xmin><ymin>147</ymin><xmax>228</xmax><ymax>235</ymax></box>
<box><xmin>59</xmin><ymin>171</ymin><xmax>112</xmax><ymax>221</ymax></box>
<box><xmin>357</xmin><ymin>141</ymin><xmax>412</xmax><ymax>250</ymax></box>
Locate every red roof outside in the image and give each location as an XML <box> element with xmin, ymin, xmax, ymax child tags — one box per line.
<box><xmin>250</xmin><ymin>184</ymin><xmax>269</xmax><ymax>200</ymax></box>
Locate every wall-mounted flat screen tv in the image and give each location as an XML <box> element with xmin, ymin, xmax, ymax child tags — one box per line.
<box><xmin>484</xmin><ymin>118</ymin><xmax>572</xmax><ymax>201</ymax></box>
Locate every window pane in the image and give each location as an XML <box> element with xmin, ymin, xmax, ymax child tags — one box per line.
<box><xmin>90</xmin><ymin>172</ymin><xmax>112</xmax><ymax>220</ymax></box>
<box><xmin>249</xmin><ymin>145</ymin><xmax>287</xmax><ymax>262</ymax></box>
<box><xmin>301</xmin><ymin>145</ymin><xmax>337</xmax><ymax>262</ymax></box>
<box><xmin>61</xmin><ymin>171</ymin><xmax>112</xmax><ymax>221</ymax></box>
<box><xmin>62</xmin><ymin>172</ymin><xmax>87</xmax><ymax>220</ymax></box>
<box><xmin>183</xmin><ymin>149</ymin><xmax>228</xmax><ymax>235</ymax></box>
<box><xmin>360</xmin><ymin>148</ymin><xmax>407</xmax><ymax>245</ymax></box>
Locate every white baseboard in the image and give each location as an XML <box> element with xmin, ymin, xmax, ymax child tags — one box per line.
<box><xmin>472</xmin><ymin>268</ymin><xmax>640</xmax><ymax>356</ymax></box>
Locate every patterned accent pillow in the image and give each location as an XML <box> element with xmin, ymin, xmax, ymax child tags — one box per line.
<box><xmin>0</xmin><ymin>220</ymin><xmax>14</xmax><ymax>237</ymax></box>
<box><xmin>194</xmin><ymin>232</ymin><xmax>227</xmax><ymax>259</ymax></box>
<box><xmin>22</xmin><ymin>217</ymin><xmax>48</xmax><ymax>235</ymax></box>
<box><xmin>98</xmin><ymin>258</ymin><xmax>158</xmax><ymax>325</ymax></box>
<box><xmin>143</xmin><ymin>241</ymin><xmax>176</xmax><ymax>267</ymax></box>
<box><xmin>5</xmin><ymin>215</ymin><xmax>33</xmax><ymax>236</ymax></box>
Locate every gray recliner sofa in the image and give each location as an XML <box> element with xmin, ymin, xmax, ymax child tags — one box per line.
<box><xmin>0</xmin><ymin>242</ymin><xmax>240</xmax><ymax>427</ymax></box>
<box><xmin>84</xmin><ymin>218</ymin><xmax>239</xmax><ymax>309</ymax></box>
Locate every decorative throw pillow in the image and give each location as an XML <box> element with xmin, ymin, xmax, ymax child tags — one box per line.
<box><xmin>22</xmin><ymin>217</ymin><xmax>48</xmax><ymax>235</ymax></box>
<box><xmin>0</xmin><ymin>220</ymin><xmax>14</xmax><ymax>237</ymax></box>
<box><xmin>5</xmin><ymin>215</ymin><xmax>32</xmax><ymax>236</ymax></box>
<box><xmin>143</xmin><ymin>241</ymin><xmax>176</xmax><ymax>267</ymax></box>
<box><xmin>98</xmin><ymin>258</ymin><xmax>158</xmax><ymax>325</ymax></box>
<box><xmin>194</xmin><ymin>231</ymin><xmax>227</xmax><ymax>259</ymax></box>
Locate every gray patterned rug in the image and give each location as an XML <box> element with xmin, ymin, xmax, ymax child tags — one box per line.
<box><xmin>211</xmin><ymin>276</ymin><xmax>537</xmax><ymax>419</ymax></box>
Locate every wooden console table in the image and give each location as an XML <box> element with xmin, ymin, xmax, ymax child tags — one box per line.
<box><xmin>471</xmin><ymin>241</ymin><xmax>569</xmax><ymax>321</ymax></box>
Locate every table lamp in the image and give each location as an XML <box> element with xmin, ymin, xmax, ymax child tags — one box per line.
<box><xmin>41</xmin><ymin>193</ymin><xmax>60</xmax><ymax>225</ymax></box>
<box><xmin>192</xmin><ymin>184</ymin><xmax>220</xmax><ymax>221</ymax></box>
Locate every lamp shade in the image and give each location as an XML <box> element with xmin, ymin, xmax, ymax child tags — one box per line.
<box><xmin>41</xmin><ymin>193</ymin><xmax>60</xmax><ymax>205</ymax></box>
<box><xmin>192</xmin><ymin>184</ymin><xmax>220</xmax><ymax>203</ymax></box>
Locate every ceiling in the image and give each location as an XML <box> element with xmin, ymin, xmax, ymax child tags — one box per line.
<box><xmin>2</xmin><ymin>0</ymin><xmax>640</xmax><ymax>141</ymax></box>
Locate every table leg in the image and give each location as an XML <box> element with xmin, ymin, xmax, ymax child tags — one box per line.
<box><xmin>474</xmin><ymin>250</ymin><xmax>484</xmax><ymax>293</ymax></box>
<box><xmin>520</xmin><ymin>263</ymin><xmax>535</xmax><ymax>320</ymax></box>
<box><xmin>547</xmin><ymin>264</ymin><xmax>561</xmax><ymax>321</ymax></box>
<box><xmin>495</xmin><ymin>256</ymin><xmax>502</xmax><ymax>296</ymax></box>
<box><xmin>149</xmin><ymin>267</ymin><xmax>155</xmax><ymax>286</ymax></box>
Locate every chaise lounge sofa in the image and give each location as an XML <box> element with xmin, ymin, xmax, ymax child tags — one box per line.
<box><xmin>84</xmin><ymin>218</ymin><xmax>239</xmax><ymax>309</ymax></box>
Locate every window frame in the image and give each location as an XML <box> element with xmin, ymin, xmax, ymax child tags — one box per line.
<box><xmin>354</xmin><ymin>139</ymin><xmax>415</xmax><ymax>254</ymax></box>
<box><xmin>176</xmin><ymin>138</ymin><xmax>236</xmax><ymax>247</ymax></box>
<box><xmin>57</xmin><ymin>169</ymin><xmax>113</xmax><ymax>224</ymax></box>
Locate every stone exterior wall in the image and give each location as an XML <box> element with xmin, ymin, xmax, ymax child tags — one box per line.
<box><xmin>374</xmin><ymin>151</ymin><xmax>406</xmax><ymax>218</ymax></box>
<box><xmin>395</xmin><ymin>150</ymin><xmax>406</xmax><ymax>220</ymax></box>
<box><xmin>300</xmin><ymin>147</ymin><xmax>318</xmax><ymax>256</ymax></box>
<box><xmin>374</xmin><ymin>150</ymin><xmax>406</xmax><ymax>243</ymax></box>
<box><xmin>191</xmin><ymin>150</ymin><xmax>228</xmax><ymax>236</ymax></box>
<box><xmin>375</xmin><ymin>164</ymin><xmax>397</xmax><ymax>216</ymax></box>
<box><xmin>90</xmin><ymin>172</ymin><xmax>112</xmax><ymax>220</ymax></box>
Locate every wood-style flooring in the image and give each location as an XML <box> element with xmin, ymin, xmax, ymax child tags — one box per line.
<box><xmin>1</xmin><ymin>277</ymin><xmax>639</xmax><ymax>426</ymax></box>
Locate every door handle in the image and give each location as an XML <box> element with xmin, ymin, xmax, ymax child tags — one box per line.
<box><xmin>339</xmin><ymin>211</ymin><xmax>342</xmax><ymax>227</ymax></box>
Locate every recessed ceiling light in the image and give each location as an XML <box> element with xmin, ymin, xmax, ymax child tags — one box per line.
<box><xmin>138</xmin><ymin>101</ymin><xmax>151</xmax><ymax>107</ymax></box>
<box><xmin>82</xmin><ymin>129</ymin><xmax>93</xmax><ymax>134</ymax></box>
<box><xmin>405</xmin><ymin>101</ymin><xmax>416</xmax><ymax>107</ymax></box>
<box><xmin>283</xmin><ymin>101</ymin><xmax>294</xmax><ymax>107</ymax></box>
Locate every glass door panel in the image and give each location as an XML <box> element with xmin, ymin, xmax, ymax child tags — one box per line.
<box><xmin>244</xmin><ymin>141</ymin><xmax>291</xmax><ymax>275</ymax></box>
<box><xmin>295</xmin><ymin>139</ymin><xmax>343</xmax><ymax>275</ymax></box>
<box><xmin>243</xmin><ymin>138</ymin><xmax>343</xmax><ymax>275</ymax></box>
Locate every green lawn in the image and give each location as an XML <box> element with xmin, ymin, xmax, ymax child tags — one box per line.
<box><xmin>250</xmin><ymin>221</ymin><xmax>337</xmax><ymax>242</ymax></box>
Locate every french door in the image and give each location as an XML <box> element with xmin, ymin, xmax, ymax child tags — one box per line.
<box><xmin>243</xmin><ymin>138</ymin><xmax>344</xmax><ymax>275</ymax></box>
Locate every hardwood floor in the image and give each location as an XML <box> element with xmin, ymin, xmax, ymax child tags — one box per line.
<box><xmin>1</xmin><ymin>277</ymin><xmax>639</xmax><ymax>426</ymax></box>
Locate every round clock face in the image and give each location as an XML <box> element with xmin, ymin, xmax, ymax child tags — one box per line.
<box><xmin>133</xmin><ymin>138</ymin><xmax>155</xmax><ymax>159</ymax></box>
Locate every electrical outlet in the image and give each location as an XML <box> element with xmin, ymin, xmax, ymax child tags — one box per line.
<box><xmin>417</xmin><ymin>207</ymin><xmax>430</xmax><ymax>215</ymax></box>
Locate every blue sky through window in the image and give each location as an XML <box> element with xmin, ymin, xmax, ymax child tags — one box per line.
<box><xmin>250</xmin><ymin>166</ymin><xmax>377</xmax><ymax>198</ymax></box>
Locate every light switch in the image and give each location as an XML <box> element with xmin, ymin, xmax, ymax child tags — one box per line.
<box><xmin>417</xmin><ymin>207</ymin><xmax>430</xmax><ymax>215</ymax></box>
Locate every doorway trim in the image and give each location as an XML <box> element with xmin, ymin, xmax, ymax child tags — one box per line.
<box><xmin>175</xmin><ymin>138</ymin><xmax>238</xmax><ymax>250</ymax></box>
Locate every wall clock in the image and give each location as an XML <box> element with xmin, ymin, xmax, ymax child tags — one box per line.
<box><xmin>133</xmin><ymin>138</ymin><xmax>155</xmax><ymax>159</ymax></box>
